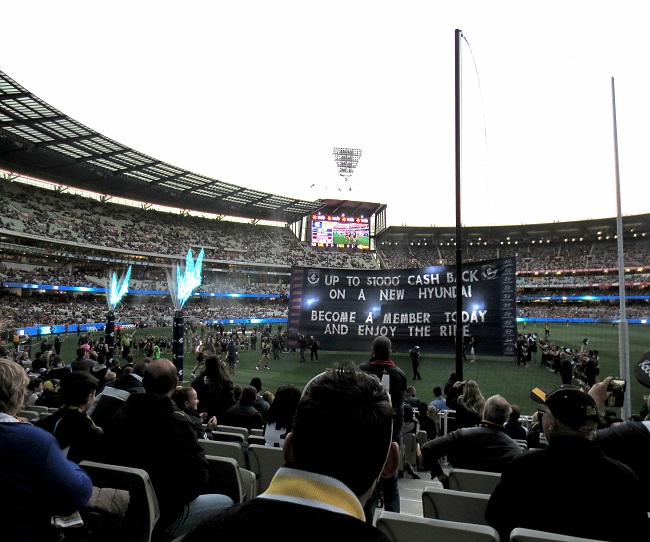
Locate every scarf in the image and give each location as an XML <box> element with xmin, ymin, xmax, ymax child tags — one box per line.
<box><xmin>259</xmin><ymin>467</ymin><xmax>365</xmax><ymax>521</ymax></box>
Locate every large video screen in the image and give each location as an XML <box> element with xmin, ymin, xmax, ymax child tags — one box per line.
<box><xmin>311</xmin><ymin>213</ymin><xmax>370</xmax><ymax>249</ymax></box>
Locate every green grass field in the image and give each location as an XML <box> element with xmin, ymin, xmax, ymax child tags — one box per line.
<box><xmin>331</xmin><ymin>231</ymin><xmax>370</xmax><ymax>247</ymax></box>
<box><xmin>56</xmin><ymin>322</ymin><xmax>649</xmax><ymax>419</ymax></box>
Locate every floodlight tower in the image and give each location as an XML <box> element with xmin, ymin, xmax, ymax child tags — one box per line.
<box><xmin>332</xmin><ymin>147</ymin><xmax>362</xmax><ymax>190</ymax></box>
<box><xmin>166</xmin><ymin>248</ymin><xmax>205</xmax><ymax>378</ymax></box>
<box><xmin>104</xmin><ymin>266</ymin><xmax>132</xmax><ymax>366</ymax></box>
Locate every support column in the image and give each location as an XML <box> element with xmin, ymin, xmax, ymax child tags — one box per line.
<box><xmin>173</xmin><ymin>310</ymin><xmax>185</xmax><ymax>378</ymax></box>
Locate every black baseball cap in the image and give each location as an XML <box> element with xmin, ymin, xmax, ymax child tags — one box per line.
<box><xmin>531</xmin><ymin>385</ymin><xmax>599</xmax><ymax>430</ymax></box>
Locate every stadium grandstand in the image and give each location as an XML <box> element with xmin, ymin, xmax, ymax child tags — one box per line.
<box><xmin>1</xmin><ymin>67</ymin><xmax>649</xmax><ymax>337</ymax></box>
<box><xmin>4</xmin><ymin>65</ymin><xmax>650</xmax><ymax>530</ymax></box>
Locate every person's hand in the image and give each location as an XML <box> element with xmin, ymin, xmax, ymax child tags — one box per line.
<box><xmin>206</xmin><ymin>416</ymin><xmax>218</xmax><ymax>431</ymax></box>
<box><xmin>589</xmin><ymin>376</ymin><xmax>612</xmax><ymax>406</ymax></box>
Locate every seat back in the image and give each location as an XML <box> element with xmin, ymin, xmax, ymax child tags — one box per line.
<box><xmin>198</xmin><ymin>439</ymin><xmax>249</xmax><ymax>470</ymax></box>
<box><xmin>79</xmin><ymin>460</ymin><xmax>159</xmax><ymax>542</ymax></box>
<box><xmin>249</xmin><ymin>428</ymin><xmax>264</xmax><ymax>437</ymax></box>
<box><xmin>247</xmin><ymin>434</ymin><xmax>266</xmax><ymax>446</ymax></box>
<box><xmin>239</xmin><ymin>468</ymin><xmax>257</xmax><ymax>500</ymax></box>
<box><xmin>210</xmin><ymin>431</ymin><xmax>247</xmax><ymax>444</ymax></box>
<box><xmin>247</xmin><ymin>443</ymin><xmax>285</xmax><ymax>494</ymax></box>
<box><xmin>376</xmin><ymin>511</ymin><xmax>499</xmax><ymax>542</ymax></box>
<box><xmin>513</xmin><ymin>439</ymin><xmax>529</xmax><ymax>452</ymax></box>
<box><xmin>24</xmin><ymin>404</ymin><xmax>49</xmax><ymax>412</ymax></box>
<box><xmin>422</xmin><ymin>486</ymin><xmax>490</xmax><ymax>525</ymax></box>
<box><xmin>17</xmin><ymin>409</ymin><xmax>40</xmax><ymax>422</ymax></box>
<box><xmin>448</xmin><ymin>468</ymin><xmax>502</xmax><ymax>494</ymax></box>
<box><xmin>213</xmin><ymin>424</ymin><xmax>249</xmax><ymax>439</ymax></box>
<box><xmin>510</xmin><ymin>527</ymin><xmax>608</xmax><ymax>542</ymax></box>
<box><xmin>204</xmin><ymin>455</ymin><xmax>245</xmax><ymax>504</ymax></box>
<box><xmin>402</xmin><ymin>432</ymin><xmax>418</xmax><ymax>467</ymax></box>
<box><xmin>416</xmin><ymin>429</ymin><xmax>428</xmax><ymax>449</ymax></box>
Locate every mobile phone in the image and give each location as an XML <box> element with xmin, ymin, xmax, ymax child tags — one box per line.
<box><xmin>606</xmin><ymin>378</ymin><xmax>626</xmax><ymax>408</ymax></box>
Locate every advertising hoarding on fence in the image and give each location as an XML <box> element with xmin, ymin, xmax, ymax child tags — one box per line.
<box><xmin>288</xmin><ymin>257</ymin><xmax>517</xmax><ymax>356</ymax></box>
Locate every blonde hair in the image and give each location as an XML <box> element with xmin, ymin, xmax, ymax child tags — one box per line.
<box><xmin>460</xmin><ymin>379</ymin><xmax>486</xmax><ymax>417</ymax></box>
<box><xmin>0</xmin><ymin>359</ymin><xmax>29</xmax><ymax>414</ymax></box>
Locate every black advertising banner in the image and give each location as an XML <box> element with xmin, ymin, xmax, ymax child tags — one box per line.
<box><xmin>288</xmin><ymin>257</ymin><xmax>517</xmax><ymax>356</ymax></box>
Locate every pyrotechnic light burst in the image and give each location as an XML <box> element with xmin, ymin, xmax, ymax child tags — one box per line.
<box><xmin>170</xmin><ymin>248</ymin><xmax>204</xmax><ymax>310</ymax></box>
<box><xmin>106</xmin><ymin>266</ymin><xmax>132</xmax><ymax>311</ymax></box>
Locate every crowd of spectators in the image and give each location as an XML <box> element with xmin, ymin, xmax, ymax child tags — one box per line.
<box><xmin>0</xmin><ymin>293</ymin><xmax>289</xmax><ymax>333</ymax></box>
<box><xmin>1</xmin><ymin>178</ymin><xmax>649</xmax><ymax>333</ymax></box>
<box><xmin>0</xmin><ymin>180</ymin><xmax>378</xmax><ymax>270</ymax></box>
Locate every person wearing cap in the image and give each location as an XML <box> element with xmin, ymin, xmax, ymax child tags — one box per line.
<box><xmin>486</xmin><ymin>384</ymin><xmax>649</xmax><ymax>541</ymax></box>
<box><xmin>409</xmin><ymin>345</ymin><xmax>422</xmax><ymax>380</ymax></box>
<box><xmin>181</xmin><ymin>362</ymin><xmax>399</xmax><ymax>542</ymax></box>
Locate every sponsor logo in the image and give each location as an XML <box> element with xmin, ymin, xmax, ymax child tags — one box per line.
<box><xmin>502</xmin><ymin>293</ymin><xmax>513</xmax><ymax>300</ymax></box>
<box><xmin>481</xmin><ymin>265</ymin><xmax>499</xmax><ymax>280</ymax></box>
<box><xmin>502</xmin><ymin>303</ymin><xmax>513</xmax><ymax>310</ymax></box>
<box><xmin>503</xmin><ymin>284</ymin><xmax>513</xmax><ymax>292</ymax></box>
<box><xmin>307</xmin><ymin>271</ymin><xmax>320</xmax><ymax>285</ymax></box>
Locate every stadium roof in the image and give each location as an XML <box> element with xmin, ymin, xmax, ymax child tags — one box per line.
<box><xmin>379</xmin><ymin>213</ymin><xmax>650</xmax><ymax>244</ymax></box>
<box><xmin>0</xmin><ymin>69</ymin><xmax>328</xmax><ymax>224</ymax></box>
<box><xmin>312</xmin><ymin>199</ymin><xmax>386</xmax><ymax>220</ymax></box>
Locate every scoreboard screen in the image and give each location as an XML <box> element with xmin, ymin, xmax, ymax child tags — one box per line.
<box><xmin>310</xmin><ymin>213</ymin><xmax>370</xmax><ymax>249</ymax></box>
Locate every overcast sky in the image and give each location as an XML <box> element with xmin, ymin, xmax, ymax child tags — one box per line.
<box><xmin>3</xmin><ymin>1</ymin><xmax>648</xmax><ymax>227</ymax></box>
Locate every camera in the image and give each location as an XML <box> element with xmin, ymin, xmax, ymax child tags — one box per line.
<box><xmin>606</xmin><ymin>378</ymin><xmax>626</xmax><ymax>408</ymax></box>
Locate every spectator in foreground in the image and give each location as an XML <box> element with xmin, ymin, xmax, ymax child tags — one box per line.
<box><xmin>445</xmin><ymin>378</ymin><xmax>485</xmax><ymax>429</ymax></box>
<box><xmin>263</xmin><ymin>383</ymin><xmax>301</xmax><ymax>448</ymax></box>
<box><xmin>249</xmin><ymin>376</ymin><xmax>271</xmax><ymax>420</ymax></box>
<box><xmin>359</xmin><ymin>335</ymin><xmax>407</xmax><ymax>522</ymax></box>
<box><xmin>590</xmin><ymin>377</ymin><xmax>650</xmax><ymax>512</ymax></box>
<box><xmin>36</xmin><ymin>371</ymin><xmax>103</xmax><ymax>463</ymax></box>
<box><xmin>416</xmin><ymin>402</ymin><xmax>441</xmax><ymax>440</ymax></box>
<box><xmin>224</xmin><ymin>385</ymin><xmax>264</xmax><ymax>431</ymax></box>
<box><xmin>173</xmin><ymin>386</ymin><xmax>217</xmax><ymax>441</ymax></box>
<box><xmin>429</xmin><ymin>385</ymin><xmax>448</xmax><ymax>411</ymax></box>
<box><xmin>486</xmin><ymin>384</ymin><xmax>649</xmax><ymax>540</ymax></box>
<box><xmin>191</xmin><ymin>354</ymin><xmax>236</xmax><ymax>420</ymax></box>
<box><xmin>404</xmin><ymin>385</ymin><xmax>419</xmax><ymax>408</ymax></box>
<box><xmin>97</xmin><ymin>358</ymin><xmax>233</xmax><ymax>540</ymax></box>
<box><xmin>0</xmin><ymin>359</ymin><xmax>93</xmax><ymax>541</ymax></box>
<box><xmin>420</xmin><ymin>394</ymin><xmax>522</xmax><ymax>486</ymax></box>
<box><xmin>182</xmin><ymin>362</ymin><xmax>399</xmax><ymax>542</ymax></box>
<box><xmin>503</xmin><ymin>404</ymin><xmax>528</xmax><ymax>440</ymax></box>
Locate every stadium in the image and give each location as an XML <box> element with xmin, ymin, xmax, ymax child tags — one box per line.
<box><xmin>1</xmin><ymin>66</ymin><xmax>649</xmax><ymax>414</ymax></box>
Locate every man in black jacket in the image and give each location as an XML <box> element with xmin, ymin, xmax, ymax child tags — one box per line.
<box><xmin>421</xmin><ymin>394</ymin><xmax>522</xmax><ymax>486</ymax></box>
<box><xmin>97</xmin><ymin>358</ymin><xmax>233</xmax><ymax>540</ymax></box>
<box><xmin>359</xmin><ymin>336</ymin><xmax>407</xmax><ymax>522</ymax></box>
<box><xmin>486</xmin><ymin>385</ymin><xmax>648</xmax><ymax>541</ymax></box>
<box><xmin>182</xmin><ymin>361</ymin><xmax>399</xmax><ymax>542</ymax></box>
<box><xmin>591</xmin><ymin>377</ymin><xmax>650</xmax><ymax>512</ymax></box>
